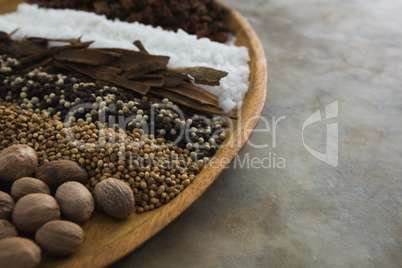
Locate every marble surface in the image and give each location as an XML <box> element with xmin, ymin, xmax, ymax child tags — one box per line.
<box><xmin>113</xmin><ymin>0</ymin><xmax>402</xmax><ymax>267</ymax></box>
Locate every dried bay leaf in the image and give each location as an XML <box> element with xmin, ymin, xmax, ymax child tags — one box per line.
<box><xmin>169</xmin><ymin>66</ymin><xmax>228</xmax><ymax>86</ymax></box>
<box><xmin>100</xmin><ymin>48</ymin><xmax>170</xmax><ymax>71</ymax></box>
<box><xmin>162</xmin><ymin>82</ymin><xmax>219</xmax><ymax>107</ymax></box>
<box><xmin>27</xmin><ymin>36</ymin><xmax>82</xmax><ymax>45</ymax></box>
<box><xmin>136</xmin><ymin>74</ymin><xmax>165</xmax><ymax>87</ymax></box>
<box><xmin>60</xmin><ymin>62</ymin><xmax>149</xmax><ymax>95</ymax></box>
<box><xmin>100</xmin><ymin>73</ymin><xmax>151</xmax><ymax>95</ymax></box>
<box><xmin>123</xmin><ymin>61</ymin><xmax>166</xmax><ymax>79</ymax></box>
<box><xmin>149</xmin><ymin>88</ymin><xmax>236</xmax><ymax>118</ymax></box>
<box><xmin>156</xmin><ymin>69</ymin><xmax>190</xmax><ymax>87</ymax></box>
<box><xmin>19</xmin><ymin>41</ymin><xmax>94</xmax><ymax>66</ymax></box>
<box><xmin>54</xmin><ymin>48</ymin><xmax>121</xmax><ymax>66</ymax></box>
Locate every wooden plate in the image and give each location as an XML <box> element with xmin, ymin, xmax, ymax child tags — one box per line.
<box><xmin>0</xmin><ymin>1</ymin><xmax>267</xmax><ymax>267</ymax></box>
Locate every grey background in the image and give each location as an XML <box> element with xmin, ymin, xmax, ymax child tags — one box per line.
<box><xmin>114</xmin><ymin>0</ymin><xmax>402</xmax><ymax>267</ymax></box>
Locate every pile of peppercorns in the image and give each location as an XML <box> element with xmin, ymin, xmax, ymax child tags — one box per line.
<box><xmin>0</xmin><ymin>54</ymin><xmax>228</xmax><ymax>160</ymax></box>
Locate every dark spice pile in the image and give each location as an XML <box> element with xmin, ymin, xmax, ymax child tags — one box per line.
<box><xmin>0</xmin><ymin>53</ymin><xmax>228</xmax><ymax>160</ymax></box>
<box><xmin>0</xmin><ymin>32</ymin><xmax>234</xmax><ymax>118</ymax></box>
<box><xmin>28</xmin><ymin>0</ymin><xmax>232</xmax><ymax>43</ymax></box>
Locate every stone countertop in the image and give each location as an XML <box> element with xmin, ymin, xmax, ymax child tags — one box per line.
<box><xmin>114</xmin><ymin>0</ymin><xmax>402</xmax><ymax>267</ymax></box>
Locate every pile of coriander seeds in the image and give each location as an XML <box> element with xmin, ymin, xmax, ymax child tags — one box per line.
<box><xmin>0</xmin><ymin>54</ymin><xmax>229</xmax><ymax>212</ymax></box>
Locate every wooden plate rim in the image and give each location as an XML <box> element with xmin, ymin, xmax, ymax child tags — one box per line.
<box><xmin>0</xmin><ymin>1</ymin><xmax>267</xmax><ymax>267</ymax></box>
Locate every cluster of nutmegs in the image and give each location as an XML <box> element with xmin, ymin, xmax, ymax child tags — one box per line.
<box><xmin>0</xmin><ymin>144</ymin><xmax>135</xmax><ymax>267</ymax></box>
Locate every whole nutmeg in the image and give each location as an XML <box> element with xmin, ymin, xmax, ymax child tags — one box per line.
<box><xmin>35</xmin><ymin>160</ymin><xmax>89</xmax><ymax>188</ymax></box>
<box><xmin>35</xmin><ymin>220</ymin><xmax>84</xmax><ymax>257</ymax></box>
<box><xmin>11</xmin><ymin>177</ymin><xmax>51</xmax><ymax>201</ymax></box>
<box><xmin>12</xmin><ymin>193</ymin><xmax>60</xmax><ymax>233</ymax></box>
<box><xmin>0</xmin><ymin>237</ymin><xmax>41</xmax><ymax>268</ymax></box>
<box><xmin>0</xmin><ymin>144</ymin><xmax>38</xmax><ymax>183</ymax></box>
<box><xmin>55</xmin><ymin>181</ymin><xmax>95</xmax><ymax>223</ymax></box>
<box><xmin>0</xmin><ymin>191</ymin><xmax>14</xmax><ymax>219</ymax></box>
<box><xmin>0</xmin><ymin>219</ymin><xmax>18</xmax><ymax>240</ymax></box>
<box><xmin>93</xmin><ymin>178</ymin><xmax>135</xmax><ymax>220</ymax></box>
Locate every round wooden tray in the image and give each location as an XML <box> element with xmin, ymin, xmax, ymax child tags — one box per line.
<box><xmin>0</xmin><ymin>1</ymin><xmax>267</xmax><ymax>267</ymax></box>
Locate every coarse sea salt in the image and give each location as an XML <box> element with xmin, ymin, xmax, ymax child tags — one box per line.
<box><xmin>0</xmin><ymin>4</ymin><xmax>251</xmax><ymax>112</ymax></box>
